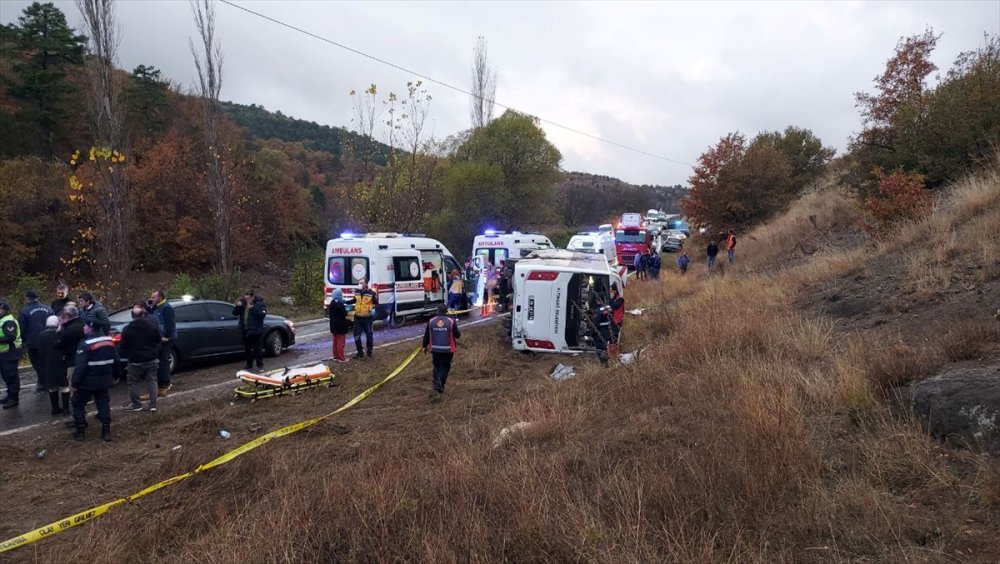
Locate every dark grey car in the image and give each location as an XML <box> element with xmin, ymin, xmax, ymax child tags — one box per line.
<box><xmin>109</xmin><ymin>298</ymin><xmax>296</xmax><ymax>374</ymax></box>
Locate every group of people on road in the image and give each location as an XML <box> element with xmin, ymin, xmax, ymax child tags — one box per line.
<box><xmin>0</xmin><ymin>283</ymin><xmax>182</xmax><ymax>442</ymax></box>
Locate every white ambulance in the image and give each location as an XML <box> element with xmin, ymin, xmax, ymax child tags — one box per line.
<box><xmin>510</xmin><ymin>249</ymin><xmax>626</xmax><ymax>354</ymax></box>
<box><xmin>566</xmin><ymin>231</ymin><xmax>618</xmax><ymax>267</ymax></box>
<box><xmin>323</xmin><ymin>233</ymin><xmax>462</xmax><ymax>327</ymax></box>
<box><xmin>470</xmin><ymin>230</ymin><xmax>555</xmax><ymax>305</ymax></box>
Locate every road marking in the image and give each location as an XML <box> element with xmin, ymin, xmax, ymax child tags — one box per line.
<box><xmin>0</xmin><ymin>315</ymin><xmax>502</xmax><ymax>438</ymax></box>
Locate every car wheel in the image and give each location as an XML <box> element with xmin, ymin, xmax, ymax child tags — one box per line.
<box><xmin>264</xmin><ymin>330</ymin><xmax>283</xmax><ymax>357</ymax></box>
<box><xmin>168</xmin><ymin>347</ymin><xmax>180</xmax><ymax>375</ymax></box>
<box><xmin>388</xmin><ymin>310</ymin><xmax>405</xmax><ymax>329</ymax></box>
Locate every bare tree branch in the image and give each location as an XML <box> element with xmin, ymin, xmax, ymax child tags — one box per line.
<box><xmin>470</xmin><ymin>36</ymin><xmax>497</xmax><ymax>129</ymax></box>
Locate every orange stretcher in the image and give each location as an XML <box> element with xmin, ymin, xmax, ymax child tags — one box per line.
<box><xmin>234</xmin><ymin>363</ymin><xmax>336</xmax><ymax>400</ymax></box>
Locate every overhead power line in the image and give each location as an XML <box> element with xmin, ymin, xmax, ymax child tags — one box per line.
<box><xmin>217</xmin><ymin>0</ymin><xmax>693</xmax><ymax>168</ymax></box>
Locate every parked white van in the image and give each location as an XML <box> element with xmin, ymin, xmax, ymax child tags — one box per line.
<box><xmin>470</xmin><ymin>230</ymin><xmax>554</xmax><ymax>305</ymax></box>
<box><xmin>566</xmin><ymin>231</ymin><xmax>618</xmax><ymax>266</ymax></box>
<box><xmin>510</xmin><ymin>249</ymin><xmax>626</xmax><ymax>354</ymax></box>
<box><xmin>324</xmin><ymin>233</ymin><xmax>462</xmax><ymax>327</ymax></box>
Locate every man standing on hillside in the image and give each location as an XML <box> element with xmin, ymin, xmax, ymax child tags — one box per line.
<box><xmin>148</xmin><ymin>290</ymin><xmax>176</xmax><ymax>396</ymax></box>
<box><xmin>706</xmin><ymin>240</ymin><xmax>719</xmax><ymax>273</ymax></box>
<box><xmin>19</xmin><ymin>290</ymin><xmax>53</xmax><ymax>392</ymax></box>
<box><xmin>422</xmin><ymin>303</ymin><xmax>460</xmax><ymax>400</ymax></box>
<box><xmin>0</xmin><ymin>300</ymin><xmax>23</xmax><ymax>409</ymax></box>
<box><xmin>234</xmin><ymin>289</ymin><xmax>268</xmax><ymax>370</ymax></box>
<box><xmin>353</xmin><ymin>278</ymin><xmax>378</xmax><ymax>359</ymax></box>
<box><xmin>726</xmin><ymin>229</ymin><xmax>737</xmax><ymax>265</ymax></box>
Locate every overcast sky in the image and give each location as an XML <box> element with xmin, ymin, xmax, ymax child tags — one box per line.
<box><xmin>2</xmin><ymin>1</ymin><xmax>997</xmax><ymax>186</ymax></box>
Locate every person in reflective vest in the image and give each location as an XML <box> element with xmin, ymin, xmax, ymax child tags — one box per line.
<box><xmin>0</xmin><ymin>299</ymin><xmax>23</xmax><ymax>409</ymax></box>
<box><xmin>422</xmin><ymin>304</ymin><xmax>460</xmax><ymax>398</ymax></box>
<box><xmin>68</xmin><ymin>321</ymin><xmax>118</xmax><ymax>441</ymax></box>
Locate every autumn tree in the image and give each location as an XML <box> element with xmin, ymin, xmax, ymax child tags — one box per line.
<box><xmin>190</xmin><ymin>0</ymin><xmax>236</xmax><ymax>275</ymax></box>
<box><xmin>76</xmin><ymin>0</ymin><xmax>134</xmax><ymax>296</ymax></box>
<box><xmin>5</xmin><ymin>2</ymin><xmax>87</xmax><ymax>155</ymax></box>
<box><xmin>750</xmin><ymin>126</ymin><xmax>835</xmax><ymax>188</ymax></box>
<box><xmin>470</xmin><ymin>36</ymin><xmax>497</xmax><ymax>129</ymax></box>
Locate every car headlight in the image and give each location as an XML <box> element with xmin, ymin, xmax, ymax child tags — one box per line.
<box><xmin>284</xmin><ymin>319</ymin><xmax>295</xmax><ymax>334</ymax></box>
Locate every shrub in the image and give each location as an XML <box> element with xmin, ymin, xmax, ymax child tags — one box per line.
<box><xmin>166</xmin><ymin>273</ymin><xmax>196</xmax><ymax>300</ymax></box>
<box><xmin>195</xmin><ymin>269</ymin><xmax>243</xmax><ymax>302</ymax></box>
<box><xmin>863</xmin><ymin>167</ymin><xmax>930</xmax><ymax>233</ymax></box>
<box><xmin>938</xmin><ymin>320</ymin><xmax>1000</xmax><ymax>361</ymax></box>
<box><xmin>12</xmin><ymin>273</ymin><xmax>48</xmax><ymax>302</ymax></box>
<box><xmin>290</xmin><ymin>249</ymin><xmax>324</xmax><ymax>308</ymax></box>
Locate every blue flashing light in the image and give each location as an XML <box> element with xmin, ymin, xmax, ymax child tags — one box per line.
<box><xmin>340</xmin><ymin>232</ymin><xmax>354</xmax><ymax>239</ymax></box>
<box><xmin>484</xmin><ymin>229</ymin><xmax>497</xmax><ymax>236</ymax></box>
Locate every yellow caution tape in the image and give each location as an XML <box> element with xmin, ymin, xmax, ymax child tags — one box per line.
<box><xmin>446</xmin><ymin>307</ymin><xmax>476</xmax><ymax>315</ymax></box>
<box><xmin>0</xmin><ymin>347</ymin><xmax>422</xmax><ymax>554</ymax></box>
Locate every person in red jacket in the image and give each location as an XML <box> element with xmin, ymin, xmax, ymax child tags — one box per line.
<box><xmin>726</xmin><ymin>229</ymin><xmax>737</xmax><ymax>265</ymax></box>
<box><xmin>608</xmin><ymin>285</ymin><xmax>625</xmax><ymax>344</ymax></box>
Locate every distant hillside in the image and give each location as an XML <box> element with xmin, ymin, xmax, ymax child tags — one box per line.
<box><xmin>555</xmin><ymin>171</ymin><xmax>687</xmax><ymax>226</ymax></box>
<box><xmin>221</xmin><ymin>101</ymin><xmax>393</xmax><ymax>165</ymax></box>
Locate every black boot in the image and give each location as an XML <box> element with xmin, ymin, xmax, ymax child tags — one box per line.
<box><xmin>48</xmin><ymin>392</ymin><xmax>62</xmax><ymax>415</ymax></box>
<box><xmin>72</xmin><ymin>426</ymin><xmax>85</xmax><ymax>441</ymax></box>
<box><xmin>60</xmin><ymin>392</ymin><xmax>72</xmax><ymax>415</ymax></box>
<box><xmin>101</xmin><ymin>424</ymin><xmax>111</xmax><ymax>442</ymax></box>
<box><xmin>1</xmin><ymin>394</ymin><xmax>18</xmax><ymax>409</ymax></box>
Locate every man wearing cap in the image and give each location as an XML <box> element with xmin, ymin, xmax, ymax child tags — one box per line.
<box><xmin>69</xmin><ymin>321</ymin><xmax>118</xmax><ymax>441</ymax></box>
<box><xmin>421</xmin><ymin>303</ymin><xmax>461</xmax><ymax>399</ymax></box>
<box><xmin>0</xmin><ymin>299</ymin><xmax>22</xmax><ymax>409</ymax></box>
<box><xmin>19</xmin><ymin>290</ymin><xmax>54</xmax><ymax>392</ymax></box>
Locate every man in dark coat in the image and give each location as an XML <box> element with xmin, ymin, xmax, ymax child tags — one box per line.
<box><xmin>120</xmin><ymin>303</ymin><xmax>162</xmax><ymax>412</ymax></box>
<box><xmin>78</xmin><ymin>292</ymin><xmax>110</xmax><ymax>336</ymax></box>
<box><xmin>37</xmin><ymin>315</ymin><xmax>69</xmax><ymax>415</ymax></box>
<box><xmin>233</xmin><ymin>289</ymin><xmax>268</xmax><ymax>370</ymax></box>
<box><xmin>69</xmin><ymin>321</ymin><xmax>118</xmax><ymax>441</ymax></box>
<box><xmin>56</xmin><ymin>306</ymin><xmax>85</xmax><ymax>415</ymax></box>
<box><xmin>19</xmin><ymin>289</ymin><xmax>54</xmax><ymax>392</ymax></box>
<box><xmin>51</xmin><ymin>283</ymin><xmax>73</xmax><ymax>315</ymax></box>
<box><xmin>147</xmin><ymin>290</ymin><xmax>176</xmax><ymax>396</ymax></box>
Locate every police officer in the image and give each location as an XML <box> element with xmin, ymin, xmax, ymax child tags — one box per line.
<box><xmin>68</xmin><ymin>321</ymin><xmax>118</xmax><ymax>441</ymax></box>
<box><xmin>0</xmin><ymin>299</ymin><xmax>23</xmax><ymax>409</ymax></box>
<box><xmin>422</xmin><ymin>304</ymin><xmax>460</xmax><ymax>399</ymax></box>
<box><xmin>19</xmin><ymin>289</ymin><xmax>53</xmax><ymax>392</ymax></box>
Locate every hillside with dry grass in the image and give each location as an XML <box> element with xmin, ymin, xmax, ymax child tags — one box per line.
<box><xmin>2</xmin><ymin>163</ymin><xmax>1000</xmax><ymax>561</ymax></box>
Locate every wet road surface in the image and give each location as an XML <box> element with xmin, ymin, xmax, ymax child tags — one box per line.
<box><xmin>1</xmin><ymin>310</ymin><xmax>499</xmax><ymax>437</ymax></box>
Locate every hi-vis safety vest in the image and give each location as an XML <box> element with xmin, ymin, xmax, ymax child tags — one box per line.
<box><xmin>428</xmin><ymin>315</ymin><xmax>456</xmax><ymax>353</ymax></box>
<box><xmin>0</xmin><ymin>313</ymin><xmax>21</xmax><ymax>354</ymax></box>
<box><xmin>355</xmin><ymin>290</ymin><xmax>376</xmax><ymax>317</ymax></box>
<box><xmin>449</xmin><ymin>278</ymin><xmax>463</xmax><ymax>294</ymax></box>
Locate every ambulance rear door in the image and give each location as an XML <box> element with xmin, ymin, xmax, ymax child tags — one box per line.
<box><xmin>388</xmin><ymin>251</ymin><xmax>423</xmax><ymax>315</ymax></box>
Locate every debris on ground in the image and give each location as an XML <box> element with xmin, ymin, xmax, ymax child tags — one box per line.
<box><xmin>550</xmin><ymin>363</ymin><xmax>576</xmax><ymax>381</ymax></box>
<box><xmin>619</xmin><ymin>350</ymin><xmax>640</xmax><ymax>365</ymax></box>
<box><xmin>626</xmin><ymin>308</ymin><xmax>646</xmax><ymax>316</ymax></box>
<box><xmin>218</xmin><ymin>429</ymin><xmax>232</xmax><ymax>439</ymax></box>
<box><xmin>492</xmin><ymin>421</ymin><xmax>533</xmax><ymax>448</ymax></box>
<box><xmin>37</xmin><ymin>450</ymin><xmax>46</xmax><ymax>460</ymax></box>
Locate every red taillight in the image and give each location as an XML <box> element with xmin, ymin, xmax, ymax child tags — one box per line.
<box><xmin>527</xmin><ymin>271</ymin><xmax>559</xmax><ymax>281</ymax></box>
<box><xmin>111</xmin><ymin>333</ymin><xmax>121</xmax><ymax>344</ymax></box>
<box><xmin>525</xmin><ymin>339</ymin><xmax>556</xmax><ymax>350</ymax></box>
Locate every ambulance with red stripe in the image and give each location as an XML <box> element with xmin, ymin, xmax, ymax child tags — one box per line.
<box><xmin>470</xmin><ymin>230</ymin><xmax>554</xmax><ymax>305</ymax></box>
<box><xmin>510</xmin><ymin>249</ymin><xmax>627</xmax><ymax>354</ymax></box>
<box><xmin>324</xmin><ymin>233</ymin><xmax>462</xmax><ymax>328</ymax></box>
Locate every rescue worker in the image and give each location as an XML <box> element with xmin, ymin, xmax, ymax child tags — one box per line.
<box><xmin>69</xmin><ymin>321</ymin><xmax>118</xmax><ymax>441</ymax></box>
<box><xmin>497</xmin><ymin>261</ymin><xmax>511</xmax><ymax>313</ymax></box>
<box><xmin>37</xmin><ymin>315</ymin><xmax>67</xmax><ymax>416</ymax></box>
<box><xmin>51</xmin><ymin>283</ymin><xmax>73</xmax><ymax>315</ymax></box>
<box><xmin>78</xmin><ymin>292</ymin><xmax>110</xmax><ymax>336</ymax></box>
<box><xmin>464</xmin><ymin>260</ymin><xmax>478</xmax><ymax>307</ymax></box>
<box><xmin>649</xmin><ymin>252</ymin><xmax>662</xmax><ymax>280</ymax></box>
<box><xmin>0</xmin><ymin>299</ymin><xmax>23</xmax><ymax>409</ymax></box>
<box><xmin>353</xmin><ymin>278</ymin><xmax>378</xmax><ymax>359</ymax></box>
<box><xmin>327</xmin><ymin>289</ymin><xmax>350</xmax><ymax>363</ymax></box>
<box><xmin>609</xmin><ymin>286</ymin><xmax>625</xmax><ymax>344</ymax></box>
<box><xmin>422</xmin><ymin>303</ymin><xmax>460</xmax><ymax>399</ymax></box>
<box><xmin>148</xmin><ymin>290</ymin><xmax>176</xmax><ymax>396</ymax></box>
<box><xmin>590</xmin><ymin>301</ymin><xmax>613</xmax><ymax>365</ymax></box>
<box><xmin>483</xmin><ymin>262</ymin><xmax>497</xmax><ymax>315</ymax></box>
<box><xmin>18</xmin><ymin>290</ymin><xmax>53</xmax><ymax>392</ymax></box>
<box><xmin>678</xmin><ymin>251</ymin><xmax>690</xmax><ymax>275</ymax></box>
<box><xmin>233</xmin><ymin>289</ymin><xmax>268</xmax><ymax>370</ymax></box>
<box><xmin>726</xmin><ymin>229</ymin><xmax>737</xmax><ymax>265</ymax></box>
<box><xmin>120</xmin><ymin>303</ymin><xmax>162</xmax><ymax>413</ymax></box>
<box><xmin>447</xmin><ymin>270</ymin><xmax>464</xmax><ymax>312</ymax></box>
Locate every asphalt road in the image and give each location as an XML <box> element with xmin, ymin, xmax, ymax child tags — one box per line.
<box><xmin>1</xmin><ymin>309</ymin><xmax>497</xmax><ymax>436</ymax></box>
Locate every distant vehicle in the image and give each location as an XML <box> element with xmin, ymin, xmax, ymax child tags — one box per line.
<box><xmin>662</xmin><ymin>232</ymin><xmax>685</xmax><ymax>252</ymax></box>
<box><xmin>109</xmin><ymin>298</ymin><xmax>296</xmax><ymax>374</ymax></box>
<box><xmin>667</xmin><ymin>218</ymin><xmax>691</xmax><ymax>236</ymax></box>
<box><xmin>566</xmin><ymin>231</ymin><xmax>618</xmax><ymax>266</ymax></box>
<box><xmin>510</xmin><ymin>249</ymin><xmax>627</xmax><ymax>354</ymax></box>
<box><xmin>471</xmin><ymin>230</ymin><xmax>554</xmax><ymax>305</ymax></box>
<box><xmin>615</xmin><ymin>213</ymin><xmax>654</xmax><ymax>268</ymax></box>
<box><xmin>666</xmin><ymin>229</ymin><xmax>687</xmax><ymax>240</ymax></box>
<box><xmin>324</xmin><ymin>232</ymin><xmax>461</xmax><ymax>327</ymax></box>
<box><xmin>597</xmin><ymin>223</ymin><xmax>613</xmax><ymax>234</ymax></box>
